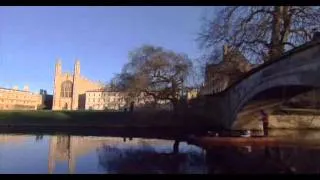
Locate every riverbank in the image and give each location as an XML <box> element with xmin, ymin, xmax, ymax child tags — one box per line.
<box><xmin>188</xmin><ymin>129</ymin><xmax>320</xmax><ymax>149</ymax></box>
<box><xmin>0</xmin><ymin>110</ymin><xmax>210</xmax><ymax>136</ymax></box>
<box><xmin>0</xmin><ymin>110</ymin><xmax>171</xmax><ymax>126</ymax></box>
<box><xmin>0</xmin><ymin>126</ymin><xmax>201</xmax><ymax>140</ymax></box>
<box><xmin>188</xmin><ymin>136</ymin><xmax>320</xmax><ymax>150</ymax></box>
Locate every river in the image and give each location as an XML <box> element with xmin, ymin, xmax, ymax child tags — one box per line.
<box><xmin>0</xmin><ymin>130</ymin><xmax>320</xmax><ymax>174</ymax></box>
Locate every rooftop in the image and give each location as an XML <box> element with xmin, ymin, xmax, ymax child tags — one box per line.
<box><xmin>0</xmin><ymin>87</ymin><xmax>39</xmax><ymax>95</ymax></box>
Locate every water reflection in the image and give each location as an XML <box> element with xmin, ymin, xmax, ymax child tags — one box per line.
<box><xmin>0</xmin><ymin>134</ymin><xmax>29</xmax><ymax>144</ymax></box>
<box><xmin>0</xmin><ymin>132</ymin><xmax>320</xmax><ymax>173</ymax></box>
<box><xmin>46</xmin><ymin>135</ymin><xmax>205</xmax><ymax>174</ymax></box>
<box><xmin>97</xmin><ymin>140</ymin><xmax>206</xmax><ymax>174</ymax></box>
<box><xmin>205</xmin><ymin>145</ymin><xmax>320</xmax><ymax>174</ymax></box>
<box><xmin>35</xmin><ymin>135</ymin><xmax>44</xmax><ymax>141</ymax></box>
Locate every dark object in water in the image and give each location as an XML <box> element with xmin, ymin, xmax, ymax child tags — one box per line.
<box><xmin>207</xmin><ymin>131</ymin><xmax>219</xmax><ymax>137</ymax></box>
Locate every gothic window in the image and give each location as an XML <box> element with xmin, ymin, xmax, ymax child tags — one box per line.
<box><xmin>61</xmin><ymin>80</ymin><xmax>73</xmax><ymax>98</ymax></box>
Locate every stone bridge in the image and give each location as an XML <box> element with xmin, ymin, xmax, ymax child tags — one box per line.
<box><xmin>201</xmin><ymin>39</ymin><xmax>320</xmax><ymax>130</ymax></box>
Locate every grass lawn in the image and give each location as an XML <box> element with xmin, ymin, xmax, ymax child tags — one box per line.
<box><xmin>0</xmin><ymin>110</ymin><xmax>188</xmax><ymax>128</ymax></box>
<box><xmin>0</xmin><ymin>110</ymin><xmax>215</xmax><ymax>138</ymax></box>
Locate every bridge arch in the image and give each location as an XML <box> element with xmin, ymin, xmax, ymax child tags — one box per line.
<box><xmin>232</xmin><ymin>85</ymin><xmax>316</xmax><ymax>127</ymax></box>
<box><xmin>213</xmin><ymin>41</ymin><xmax>320</xmax><ymax>129</ymax></box>
<box><xmin>229</xmin><ymin>68</ymin><xmax>320</xmax><ymax>128</ymax></box>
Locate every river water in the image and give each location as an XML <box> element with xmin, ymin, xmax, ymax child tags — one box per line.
<box><xmin>0</xmin><ymin>130</ymin><xmax>320</xmax><ymax>174</ymax></box>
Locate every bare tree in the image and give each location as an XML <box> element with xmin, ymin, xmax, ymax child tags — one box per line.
<box><xmin>185</xmin><ymin>57</ymin><xmax>204</xmax><ymax>91</ymax></box>
<box><xmin>199</xmin><ymin>6</ymin><xmax>320</xmax><ymax>64</ymax></box>
<box><xmin>112</xmin><ymin>45</ymin><xmax>193</xmax><ymax>111</ymax></box>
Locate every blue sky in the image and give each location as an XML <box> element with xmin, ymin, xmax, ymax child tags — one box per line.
<box><xmin>0</xmin><ymin>6</ymin><xmax>212</xmax><ymax>94</ymax></box>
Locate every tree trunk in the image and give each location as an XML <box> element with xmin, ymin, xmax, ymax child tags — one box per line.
<box><xmin>269</xmin><ymin>6</ymin><xmax>283</xmax><ymax>61</ymax></box>
<box><xmin>152</xmin><ymin>99</ymin><xmax>157</xmax><ymax>109</ymax></box>
<box><xmin>172</xmin><ymin>98</ymin><xmax>179</xmax><ymax>113</ymax></box>
<box><xmin>281</xmin><ymin>6</ymin><xmax>291</xmax><ymax>52</ymax></box>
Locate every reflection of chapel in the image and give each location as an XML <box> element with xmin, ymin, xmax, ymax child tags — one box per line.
<box><xmin>52</xmin><ymin>59</ymin><xmax>104</xmax><ymax>110</ymax></box>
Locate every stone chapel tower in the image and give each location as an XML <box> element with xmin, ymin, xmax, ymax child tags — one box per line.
<box><xmin>52</xmin><ymin>59</ymin><xmax>62</xmax><ymax>110</ymax></box>
<box><xmin>52</xmin><ymin>59</ymin><xmax>75</xmax><ymax>110</ymax></box>
<box><xmin>52</xmin><ymin>58</ymin><xmax>104</xmax><ymax>110</ymax></box>
<box><xmin>71</xmin><ymin>60</ymin><xmax>80</xmax><ymax>110</ymax></box>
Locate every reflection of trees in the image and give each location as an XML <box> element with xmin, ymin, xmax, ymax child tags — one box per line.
<box><xmin>35</xmin><ymin>135</ymin><xmax>44</xmax><ymax>141</ymax></box>
<box><xmin>97</xmin><ymin>140</ymin><xmax>206</xmax><ymax>174</ymax></box>
<box><xmin>205</xmin><ymin>146</ymin><xmax>290</xmax><ymax>174</ymax></box>
<box><xmin>265</xmin><ymin>146</ymin><xmax>320</xmax><ymax>173</ymax></box>
<box><xmin>205</xmin><ymin>145</ymin><xmax>320</xmax><ymax>174</ymax></box>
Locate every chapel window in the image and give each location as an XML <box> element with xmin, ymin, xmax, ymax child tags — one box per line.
<box><xmin>60</xmin><ymin>80</ymin><xmax>73</xmax><ymax>98</ymax></box>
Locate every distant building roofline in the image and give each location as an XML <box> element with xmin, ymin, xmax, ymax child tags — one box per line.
<box><xmin>0</xmin><ymin>87</ymin><xmax>39</xmax><ymax>95</ymax></box>
<box><xmin>85</xmin><ymin>89</ymin><xmax>126</xmax><ymax>93</ymax></box>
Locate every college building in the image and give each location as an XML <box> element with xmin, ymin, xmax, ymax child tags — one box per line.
<box><xmin>85</xmin><ymin>90</ymin><xmax>127</xmax><ymax>111</ymax></box>
<box><xmin>0</xmin><ymin>85</ymin><xmax>43</xmax><ymax>110</ymax></box>
<box><xmin>52</xmin><ymin>59</ymin><xmax>174</xmax><ymax>111</ymax></box>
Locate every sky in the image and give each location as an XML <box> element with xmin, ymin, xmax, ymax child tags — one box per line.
<box><xmin>0</xmin><ymin>6</ymin><xmax>213</xmax><ymax>94</ymax></box>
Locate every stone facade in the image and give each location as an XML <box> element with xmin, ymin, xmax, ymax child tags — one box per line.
<box><xmin>284</xmin><ymin>89</ymin><xmax>320</xmax><ymax>108</ymax></box>
<box><xmin>201</xmin><ymin>45</ymin><xmax>253</xmax><ymax>95</ymax></box>
<box><xmin>0</xmin><ymin>86</ymin><xmax>43</xmax><ymax>110</ymax></box>
<box><xmin>85</xmin><ymin>90</ymin><xmax>173</xmax><ymax>111</ymax></box>
<box><xmin>232</xmin><ymin>112</ymin><xmax>320</xmax><ymax>131</ymax></box>
<box><xmin>85</xmin><ymin>90</ymin><xmax>127</xmax><ymax>111</ymax></box>
<box><xmin>52</xmin><ymin>59</ymin><xmax>104</xmax><ymax>110</ymax></box>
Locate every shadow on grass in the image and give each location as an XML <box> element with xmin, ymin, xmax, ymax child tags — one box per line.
<box><xmin>0</xmin><ymin>110</ymin><xmax>215</xmax><ymax>138</ymax></box>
